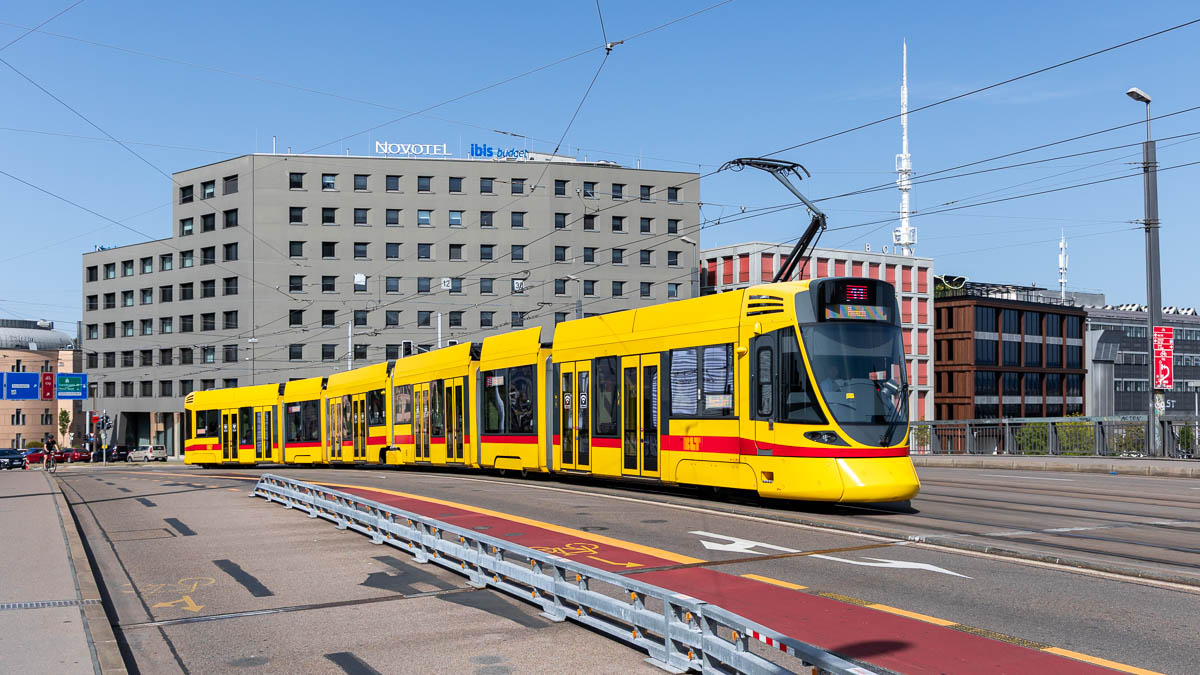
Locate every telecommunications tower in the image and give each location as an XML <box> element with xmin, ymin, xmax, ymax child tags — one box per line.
<box><xmin>1058</xmin><ymin>230</ymin><xmax>1069</xmax><ymax>300</ymax></box>
<box><xmin>893</xmin><ymin>42</ymin><xmax>916</xmax><ymax>256</ymax></box>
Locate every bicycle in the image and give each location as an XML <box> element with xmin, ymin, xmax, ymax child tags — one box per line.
<box><xmin>43</xmin><ymin>454</ymin><xmax>56</xmax><ymax>474</ymax></box>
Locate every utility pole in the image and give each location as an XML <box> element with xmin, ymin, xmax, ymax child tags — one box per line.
<box><xmin>1127</xmin><ymin>87</ymin><xmax>1162</xmax><ymax>456</ymax></box>
<box><xmin>347</xmin><ymin>320</ymin><xmax>353</xmax><ymax>371</ymax></box>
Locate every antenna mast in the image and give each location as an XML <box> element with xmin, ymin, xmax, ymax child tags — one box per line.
<box><xmin>893</xmin><ymin>41</ymin><xmax>916</xmax><ymax>256</ymax></box>
<box><xmin>1058</xmin><ymin>230</ymin><xmax>1069</xmax><ymax>300</ymax></box>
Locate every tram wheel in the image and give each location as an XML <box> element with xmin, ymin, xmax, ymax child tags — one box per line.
<box><xmin>520</xmin><ymin>468</ymin><xmax>529</xmax><ymax>478</ymax></box>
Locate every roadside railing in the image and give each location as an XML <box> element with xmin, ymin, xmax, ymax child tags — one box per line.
<box><xmin>252</xmin><ymin>474</ymin><xmax>876</xmax><ymax>675</ymax></box>
<box><xmin>909</xmin><ymin>416</ymin><xmax>1199</xmax><ymax>459</ymax></box>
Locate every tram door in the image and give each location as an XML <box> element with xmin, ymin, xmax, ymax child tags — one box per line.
<box><xmin>254</xmin><ymin>406</ymin><xmax>276</xmax><ymax>462</ymax></box>
<box><xmin>559</xmin><ymin>362</ymin><xmax>591</xmax><ymax>471</ymax></box>
<box><xmin>620</xmin><ymin>355</ymin><xmax>660</xmax><ymax>478</ymax></box>
<box><xmin>221</xmin><ymin>410</ymin><xmax>237</xmax><ymax>461</ymax></box>
<box><xmin>444</xmin><ymin>378</ymin><xmax>466</xmax><ymax>462</ymax></box>
<box><xmin>413</xmin><ymin>383</ymin><xmax>431</xmax><ymax>460</ymax></box>
<box><xmin>327</xmin><ymin>398</ymin><xmax>342</xmax><ymax>461</ymax></box>
<box><xmin>352</xmin><ymin>397</ymin><xmax>367</xmax><ymax>460</ymax></box>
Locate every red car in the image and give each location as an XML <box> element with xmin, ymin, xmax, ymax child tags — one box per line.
<box><xmin>23</xmin><ymin>448</ymin><xmax>47</xmax><ymax>464</ymax></box>
<box><xmin>62</xmin><ymin>448</ymin><xmax>90</xmax><ymax>462</ymax></box>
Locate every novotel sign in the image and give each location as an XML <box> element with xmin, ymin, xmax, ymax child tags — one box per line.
<box><xmin>375</xmin><ymin>141</ymin><xmax>452</xmax><ymax>157</ymax></box>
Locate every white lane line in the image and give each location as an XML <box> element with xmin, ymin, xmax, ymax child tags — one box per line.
<box><xmin>977</xmin><ymin>473</ymin><xmax>1074</xmax><ymax>481</ymax></box>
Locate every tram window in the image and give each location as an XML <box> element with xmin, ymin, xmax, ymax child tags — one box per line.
<box><xmin>342</xmin><ymin>396</ymin><xmax>352</xmax><ymax>441</ymax></box>
<box><xmin>367</xmin><ymin>389</ymin><xmax>386</xmax><ymax>426</ymax></box>
<box><xmin>755</xmin><ymin>344</ymin><xmax>774</xmax><ymax>418</ymax></box>
<box><xmin>779</xmin><ymin>327</ymin><xmax>824</xmax><ymax>424</ymax></box>
<box><xmin>184</xmin><ymin>411</ymin><xmax>193</xmax><ymax>440</ymax></box>
<box><xmin>669</xmin><ymin>344</ymin><xmax>734</xmax><ymax>418</ymax></box>
<box><xmin>481</xmin><ymin>366</ymin><xmax>538</xmax><ymax>435</ymax></box>
<box><xmin>393</xmin><ymin>385</ymin><xmax>413</xmax><ymax>424</ymax></box>
<box><xmin>592</xmin><ymin>356</ymin><xmax>620</xmax><ymax>437</ymax></box>
<box><xmin>196</xmin><ymin>410</ymin><xmax>220</xmax><ymax>437</ymax></box>
<box><xmin>430</xmin><ymin>381</ymin><xmax>444</xmax><ymax>436</ymax></box>
<box><xmin>285</xmin><ymin>400</ymin><xmax>320</xmax><ymax>442</ymax></box>
<box><xmin>239</xmin><ymin>407</ymin><xmax>253</xmax><ymax>446</ymax></box>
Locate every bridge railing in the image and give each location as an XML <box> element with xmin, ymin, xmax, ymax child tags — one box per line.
<box><xmin>251</xmin><ymin>474</ymin><xmax>876</xmax><ymax>675</ymax></box>
<box><xmin>909</xmin><ymin>416</ymin><xmax>1199</xmax><ymax>459</ymax></box>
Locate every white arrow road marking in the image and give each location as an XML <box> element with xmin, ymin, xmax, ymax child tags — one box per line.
<box><xmin>690</xmin><ymin>531</ymin><xmax>970</xmax><ymax>578</ymax></box>
<box><xmin>690</xmin><ymin>531</ymin><xmax>799</xmax><ymax>555</ymax></box>
<box><xmin>809</xmin><ymin>555</ymin><xmax>971</xmax><ymax>578</ymax></box>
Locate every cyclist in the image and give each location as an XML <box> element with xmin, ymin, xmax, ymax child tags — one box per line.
<box><xmin>43</xmin><ymin>437</ymin><xmax>58</xmax><ymax>473</ymax></box>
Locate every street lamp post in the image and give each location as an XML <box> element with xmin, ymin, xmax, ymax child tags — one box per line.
<box><xmin>680</xmin><ymin>236</ymin><xmax>699</xmax><ymax>297</ymax></box>
<box><xmin>1127</xmin><ymin>87</ymin><xmax>1163</xmax><ymax>456</ymax></box>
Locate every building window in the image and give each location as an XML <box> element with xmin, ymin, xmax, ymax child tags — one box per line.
<box><xmin>584</xmin><ymin>247</ymin><xmax>596</xmax><ymax>263</ymax></box>
<box><xmin>480</xmin><ymin>311</ymin><xmax>494</xmax><ymax>327</ymax></box>
<box><xmin>480</xmin><ymin>278</ymin><xmax>494</xmax><ymax>294</ymax></box>
<box><xmin>103</xmin><ymin>263</ymin><xmax>115</xmax><ymax>279</ymax></box>
<box><xmin>103</xmin><ymin>293</ymin><xmax>115</xmax><ymax>309</ymax></box>
<box><xmin>322</xmin><ymin>344</ymin><xmax>336</xmax><ymax>361</ymax></box>
<box><xmin>223</xmin><ymin>344</ymin><xmax>238</xmax><ymax>363</ymax></box>
<box><xmin>160</xmin><ymin>380</ymin><xmax>173</xmax><ymax>397</ymax></box>
<box><xmin>289</xmin><ymin>172</ymin><xmax>304</xmax><ymax>189</ymax></box>
<box><xmin>417</xmin><ymin>277</ymin><xmax>431</xmax><ymax>293</ymax></box>
<box><xmin>668</xmin><ymin>218</ymin><xmax>680</xmax><ymax>234</ymax></box>
<box><xmin>223</xmin><ymin>311</ymin><xmax>238</xmax><ymax>329</ymax></box>
<box><xmin>141</xmin><ymin>319</ymin><xmax>153</xmax><ymax>335</ymax></box>
<box><xmin>480</xmin><ymin>244</ymin><xmax>494</xmax><ymax>261</ymax></box>
<box><xmin>582</xmin><ymin>215</ymin><xmax>595</xmax><ymax>232</ymax></box>
<box><xmin>223</xmin><ymin>243</ymin><xmax>238</xmax><ymax>261</ymax></box>
<box><xmin>289</xmin><ymin>275</ymin><xmax>304</xmax><ymax>292</ymax></box>
<box><xmin>141</xmin><ymin>288</ymin><xmax>153</xmax><ymax>304</ymax></box>
<box><xmin>223</xmin><ymin>174</ymin><xmax>238</xmax><ymax>195</ymax></box>
<box><xmin>449</xmin><ymin>311</ymin><xmax>463</xmax><ymax>328</ymax></box>
<box><xmin>386</xmin><ymin>310</ymin><xmax>400</xmax><ymax>327</ymax></box>
<box><xmin>385</xmin><ymin>276</ymin><xmax>400</xmax><ymax>293</ymax></box>
<box><xmin>640</xmin><ymin>185</ymin><xmax>652</xmax><ymax>202</ymax></box>
<box><xmin>104</xmin><ymin>352</ymin><xmax>116</xmax><ymax>367</ymax></box>
<box><xmin>354</xmin><ymin>275</ymin><xmax>367</xmax><ymax>292</ymax></box>
<box><xmin>612</xmin><ymin>249</ymin><xmax>624</xmax><ymax>264</ymax></box>
<box><xmin>86</xmin><ymin>266</ymin><xmax>98</xmax><ymax>282</ymax></box>
<box><xmin>201</xmin><ymin>213</ymin><xmax>216</xmax><ymax>232</ymax></box>
<box><xmin>386</xmin><ymin>242</ymin><xmax>400</xmax><ymax>260</ymax></box>
<box><xmin>289</xmin><ymin>309</ymin><xmax>303</xmax><ymax>326</ymax></box>
<box><xmin>511</xmin><ymin>212</ymin><xmax>525</xmax><ymax>228</ymax></box>
<box><xmin>103</xmin><ymin>322</ymin><xmax>115</xmax><ymax>338</ymax></box>
<box><xmin>511</xmin><ymin>244</ymin><xmax>525</xmax><ymax>261</ymax></box>
<box><xmin>354</xmin><ymin>174</ymin><xmax>368</xmax><ymax>191</ymax></box>
<box><xmin>449</xmin><ymin>244</ymin><xmax>464</xmax><ymax>261</ymax></box>
<box><xmin>449</xmin><ymin>210</ymin><xmax>463</xmax><ymax>227</ymax></box>
<box><xmin>511</xmin><ymin>178</ymin><xmax>525</xmax><ymax>195</ymax></box>
<box><xmin>449</xmin><ymin>278</ymin><xmax>463</xmax><ymax>294</ymax></box>
<box><xmin>322</xmin><ymin>309</ymin><xmax>336</xmax><ymax>327</ymax></box>
<box><xmin>322</xmin><ymin>241</ymin><xmax>336</xmax><ymax>258</ymax></box>
<box><xmin>612</xmin><ymin>216</ymin><xmax>625</xmax><ymax>232</ymax></box>
<box><xmin>122</xmin><ymin>381</ymin><xmax>134</xmax><ymax>397</ymax></box>
<box><xmin>480</xmin><ymin>177</ymin><xmax>494</xmax><ymax>194</ymax></box>
<box><xmin>223</xmin><ymin>277</ymin><xmax>238</xmax><ymax>295</ymax></box>
<box><xmin>386</xmin><ymin>175</ymin><xmax>400</xmax><ymax>192</ymax></box>
<box><xmin>180</xmin><ymin>314</ymin><xmax>194</xmax><ymax>332</ymax></box>
<box><xmin>385</xmin><ymin>344</ymin><xmax>401</xmax><ymax>360</ymax></box>
<box><xmin>555</xmin><ymin>213</ymin><xmax>568</xmax><ymax>229</ymax></box>
<box><xmin>612</xmin><ymin>281</ymin><xmax>624</xmax><ymax>297</ymax></box>
<box><xmin>321</xmin><ymin>207</ymin><xmax>336</xmax><ymax>225</ymax></box>
<box><xmin>511</xmin><ymin>311</ymin><xmax>525</xmax><ymax>327</ymax></box>
<box><xmin>417</xmin><ymin>210</ymin><xmax>431</xmax><ymax>226</ymax></box>
<box><xmin>353</xmin><ymin>344</ymin><xmax>368</xmax><ymax>360</ymax></box>
<box><xmin>180</xmin><ymin>185</ymin><xmax>193</xmax><ymax>203</ymax></box>
<box><xmin>555</xmin><ymin>246</ymin><xmax>568</xmax><ymax>262</ymax></box>
<box><xmin>321</xmin><ymin>174</ymin><xmax>336</xmax><ymax>190</ymax></box>
<box><xmin>554</xmin><ymin>179</ymin><xmax>567</xmax><ymax>196</ymax></box>
<box><xmin>583</xmin><ymin>181</ymin><xmax>596</xmax><ymax>198</ymax></box>
<box><xmin>668</xmin><ymin>283</ymin><xmax>680</xmax><ymax>298</ymax></box>
<box><xmin>199</xmin><ymin>247</ymin><xmax>215</xmax><ymax>265</ymax></box>
<box><xmin>640</xmin><ymin>250</ymin><xmax>652</xmax><ymax>266</ymax></box>
<box><xmin>386</xmin><ymin>209</ymin><xmax>401</xmax><ymax>226</ymax></box>
<box><xmin>121</xmin><ymin>290</ymin><xmax>134</xmax><ymax>307</ymax></box>
<box><xmin>667</xmin><ymin>186</ymin><xmax>680</xmax><ymax>202</ymax></box>
<box><xmin>640</xmin><ymin>282</ymin><xmax>652</xmax><ymax>298</ymax></box>
<box><xmin>201</xmin><ymin>313</ymin><xmax>216</xmax><ymax>331</ymax></box>
<box><xmin>354</xmin><ymin>242</ymin><xmax>368</xmax><ymax>259</ymax></box>
<box><xmin>160</xmin><ymin>317</ymin><xmax>173</xmax><ymax>334</ymax></box>
<box><xmin>180</xmin><ymin>218</ymin><xmax>194</xmax><ymax>236</ymax></box>
<box><xmin>480</xmin><ymin>211</ymin><xmax>494</xmax><ymax>228</ymax></box>
<box><xmin>202</xmin><ymin>347</ymin><xmax>215</xmax><ymax>364</ymax></box>
<box><xmin>201</xmin><ymin>180</ymin><xmax>215</xmax><ymax>199</ymax></box>
<box><xmin>417</xmin><ymin>176</ymin><xmax>432</xmax><ymax>192</ymax></box>
<box><xmin>86</xmin><ymin>295</ymin><xmax>98</xmax><ymax>311</ymax></box>
<box><xmin>289</xmin><ymin>240</ymin><xmax>304</xmax><ymax>257</ymax></box>
<box><xmin>179</xmin><ymin>347</ymin><xmax>192</xmax><ymax>364</ymax></box>
<box><xmin>354</xmin><ymin>310</ymin><xmax>368</xmax><ymax>327</ymax></box>
<box><xmin>667</xmin><ymin>251</ymin><xmax>680</xmax><ymax>267</ymax></box>
<box><xmin>160</xmin><ymin>254</ymin><xmax>173</xmax><ymax>271</ymax></box>
<box><xmin>159</xmin><ymin>348</ymin><xmax>172</xmax><ymax>365</ymax></box>
<box><xmin>449</xmin><ymin>176</ymin><xmax>463</xmax><ymax>193</ymax></box>
<box><xmin>87</xmin><ymin>324</ymin><xmax>98</xmax><ymax>340</ymax></box>
<box><xmin>354</xmin><ymin>208</ymin><xmax>368</xmax><ymax>225</ymax></box>
<box><xmin>122</xmin><ymin>260</ymin><xmax>134</xmax><ymax>277</ymax></box>
<box><xmin>611</xmin><ymin>183</ymin><xmax>624</xmax><ymax>199</ymax></box>
<box><xmin>418</xmin><ymin>311</ymin><xmax>431</xmax><ymax>327</ymax></box>
<box><xmin>418</xmin><ymin>243</ymin><xmax>432</xmax><ymax>260</ymax></box>
<box><xmin>224</xmin><ymin>209</ymin><xmax>238</xmax><ymax>228</ymax></box>
<box><xmin>289</xmin><ymin>344</ymin><xmax>303</xmax><ymax>361</ymax></box>
<box><xmin>201</xmin><ymin>279</ymin><xmax>216</xmax><ymax>298</ymax></box>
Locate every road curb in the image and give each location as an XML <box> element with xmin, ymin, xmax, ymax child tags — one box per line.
<box><xmin>49</xmin><ymin>475</ymin><xmax>129</xmax><ymax>674</ymax></box>
<box><xmin>912</xmin><ymin>455</ymin><xmax>1200</xmax><ymax>478</ymax></box>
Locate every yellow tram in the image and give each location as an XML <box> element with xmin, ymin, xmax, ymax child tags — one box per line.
<box><xmin>184</xmin><ymin>277</ymin><xmax>919</xmax><ymax>502</ymax></box>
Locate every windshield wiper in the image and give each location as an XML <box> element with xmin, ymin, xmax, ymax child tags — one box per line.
<box><xmin>876</xmin><ymin>382</ymin><xmax>910</xmax><ymax>446</ymax></box>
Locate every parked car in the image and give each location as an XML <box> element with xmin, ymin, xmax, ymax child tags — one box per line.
<box><xmin>23</xmin><ymin>448</ymin><xmax>46</xmax><ymax>464</ymax></box>
<box><xmin>129</xmin><ymin>445</ymin><xmax>168</xmax><ymax>462</ymax></box>
<box><xmin>51</xmin><ymin>447</ymin><xmax>72</xmax><ymax>463</ymax></box>
<box><xmin>90</xmin><ymin>446</ymin><xmax>129</xmax><ymax>462</ymax></box>
<box><xmin>0</xmin><ymin>448</ymin><xmax>25</xmax><ymax>470</ymax></box>
<box><xmin>62</xmin><ymin>448</ymin><xmax>90</xmax><ymax>463</ymax></box>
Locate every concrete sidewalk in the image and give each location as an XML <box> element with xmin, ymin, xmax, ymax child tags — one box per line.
<box><xmin>0</xmin><ymin>468</ymin><xmax>125</xmax><ymax>674</ymax></box>
<box><xmin>913</xmin><ymin>453</ymin><xmax>1200</xmax><ymax>477</ymax></box>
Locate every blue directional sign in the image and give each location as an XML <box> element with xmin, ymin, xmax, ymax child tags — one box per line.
<box><xmin>4</xmin><ymin>372</ymin><xmax>40</xmax><ymax>401</ymax></box>
<box><xmin>57</xmin><ymin>373</ymin><xmax>88</xmax><ymax>400</ymax></box>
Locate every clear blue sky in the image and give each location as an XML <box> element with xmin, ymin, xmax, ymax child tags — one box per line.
<box><xmin>2</xmin><ymin>1</ymin><xmax>1198</xmax><ymax>336</ymax></box>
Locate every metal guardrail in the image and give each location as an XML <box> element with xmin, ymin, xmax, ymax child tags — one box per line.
<box><xmin>909</xmin><ymin>416</ymin><xmax>1199</xmax><ymax>459</ymax></box>
<box><xmin>252</xmin><ymin>474</ymin><xmax>876</xmax><ymax>675</ymax></box>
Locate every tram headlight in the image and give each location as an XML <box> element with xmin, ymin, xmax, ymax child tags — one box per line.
<box><xmin>804</xmin><ymin>430</ymin><xmax>848</xmax><ymax>446</ymax></box>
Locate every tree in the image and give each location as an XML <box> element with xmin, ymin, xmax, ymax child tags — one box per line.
<box><xmin>59</xmin><ymin>409</ymin><xmax>71</xmax><ymax>439</ymax></box>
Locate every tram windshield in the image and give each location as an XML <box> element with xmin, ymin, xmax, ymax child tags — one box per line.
<box><xmin>800</xmin><ymin>322</ymin><xmax>908</xmax><ymax>447</ymax></box>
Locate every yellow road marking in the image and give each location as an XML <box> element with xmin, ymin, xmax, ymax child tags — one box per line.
<box><xmin>586</xmin><ymin>555</ymin><xmax>642</xmax><ymax>568</ymax></box>
<box><xmin>866</xmin><ymin>602</ymin><xmax>957</xmax><ymax>627</ymax></box>
<box><xmin>151</xmin><ymin>595</ymin><xmax>204</xmax><ymax>612</ymax></box>
<box><xmin>740</xmin><ymin>574</ymin><xmax>806</xmax><ymax>590</ymax></box>
<box><xmin>1042</xmin><ymin>647</ymin><xmax>1165</xmax><ymax>675</ymax></box>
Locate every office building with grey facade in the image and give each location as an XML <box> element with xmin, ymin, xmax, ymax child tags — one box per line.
<box><xmin>80</xmin><ymin>153</ymin><xmax>699</xmax><ymax>453</ymax></box>
<box><xmin>1086</xmin><ymin>304</ymin><xmax>1200</xmax><ymax>416</ymax></box>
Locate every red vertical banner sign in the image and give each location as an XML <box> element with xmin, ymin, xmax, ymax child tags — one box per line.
<box><xmin>40</xmin><ymin>372</ymin><xmax>55</xmax><ymax>400</ymax></box>
<box><xmin>1152</xmin><ymin>326</ymin><xmax>1174</xmax><ymax>390</ymax></box>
